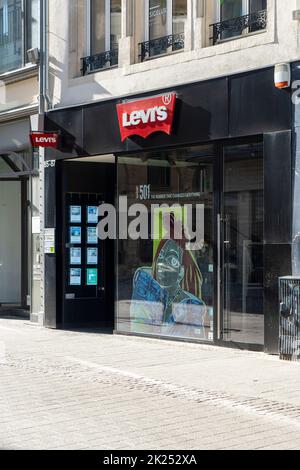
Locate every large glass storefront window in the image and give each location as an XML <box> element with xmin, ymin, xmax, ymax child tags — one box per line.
<box><xmin>222</xmin><ymin>143</ymin><xmax>264</xmax><ymax>345</ymax></box>
<box><xmin>117</xmin><ymin>146</ymin><xmax>215</xmax><ymax>341</ymax></box>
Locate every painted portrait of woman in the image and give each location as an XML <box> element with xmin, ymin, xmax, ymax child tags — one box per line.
<box><xmin>131</xmin><ymin>211</ymin><xmax>207</xmax><ymax>338</ymax></box>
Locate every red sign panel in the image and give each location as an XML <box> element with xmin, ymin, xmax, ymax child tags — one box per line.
<box><xmin>117</xmin><ymin>93</ymin><xmax>177</xmax><ymax>142</ymax></box>
<box><xmin>30</xmin><ymin>132</ymin><xmax>60</xmax><ymax>148</ymax></box>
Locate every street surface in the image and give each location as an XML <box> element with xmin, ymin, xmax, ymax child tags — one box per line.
<box><xmin>1</xmin><ymin>317</ymin><xmax>300</xmax><ymax>450</ymax></box>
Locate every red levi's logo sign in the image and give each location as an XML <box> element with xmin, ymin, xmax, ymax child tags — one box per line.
<box><xmin>117</xmin><ymin>93</ymin><xmax>177</xmax><ymax>142</ymax></box>
<box><xmin>30</xmin><ymin>132</ymin><xmax>60</xmax><ymax>148</ymax></box>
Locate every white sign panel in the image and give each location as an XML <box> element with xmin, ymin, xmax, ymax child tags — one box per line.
<box><xmin>32</xmin><ymin>217</ymin><xmax>40</xmax><ymax>234</ymax></box>
<box><xmin>44</xmin><ymin>228</ymin><xmax>55</xmax><ymax>254</ymax></box>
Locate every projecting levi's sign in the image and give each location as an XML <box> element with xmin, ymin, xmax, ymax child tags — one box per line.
<box><xmin>117</xmin><ymin>93</ymin><xmax>177</xmax><ymax>141</ymax></box>
<box><xmin>30</xmin><ymin>132</ymin><xmax>60</xmax><ymax>148</ymax></box>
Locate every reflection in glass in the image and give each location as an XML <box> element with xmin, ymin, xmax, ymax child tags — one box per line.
<box><xmin>249</xmin><ymin>0</ymin><xmax>267</xmax><ymax>32</ymax></box>
<box><xmin>147</xmin><ymin>0</ymin><xmax>186</xmax><ymax>57</ymax></box>
<box><xmin>223</xmin><ymin>143</ymin><xmax>264</xmax><ymax>345</ymax></box>
<box><xmin>91</xmin><ymin>0</ymin><xmax>106</xmax><ymax>54</ymax></box>
<box><xmin>117</xmin><ymin>146</ymin><xmax>215</xmax><ymax>341</ymax></box>
<box><xmin>110</xmin><ymin>0</ymin><xmax>121</xmax><ymax>50</ymax></box>
<box><xmin>149</xmin><ymin>0</ymin><xmax>168</xmax><ymax>41</ymax></box>
<box><xmin>221</xmin><ymin>0</ymin><xmax>244</xmax><ymax>21</ymax></box>
<box><xmin>91</xmin><ymin>0</ymin><xmax>121</xmax><ymax>54</ymax></box>
<box><xmin>26</xmin><ymin>0</ymin><xmax>39</xmax><ymax>52</ymax></box>
<box><xmin>220</xmin><ymin>0</ymin><xmax>244</xmax><ymax>39</ymax></box>
<box><xmin>220</xmin><ymin>0</ymin><xmax>267</xmax><ymax>39</ymax></box>
<box><xmin>172</xmin><ymin>0</ymin><xmax>187</xmax><ymax>35</ymax></box>
<box><xmin>249</xmin><ymin>0</ymin><xmax>267</xmax><ymax>14</ymax></box>
<box><xmin>0</xmin><ymin>0</ymin><xmax>22</xmax><ymax>73</ymax></box>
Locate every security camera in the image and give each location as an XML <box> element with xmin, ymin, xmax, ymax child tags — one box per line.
<box><xmin>27</xmin><ymin>48</ymin><xmax>40</xmax><ymax>65</ymax></box>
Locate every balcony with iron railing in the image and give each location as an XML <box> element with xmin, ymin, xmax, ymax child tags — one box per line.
<box><xmin>139</xmin><ymin>33</ymin><xmax>185</xmax><ymax>62</ymax></box>
<box><xmin>81</xmin><ymin>48</ymin><xmax>118</xmax><ymax>76</ymax></box>
<box><xmin>210</xmin><ymin>9</ymin><xmax>267</xmax><ymax>46</ymax></box>
<box><xmin>80</xmin><ymin>8</ymin><xmax>269</xmax><ymax>75</ymax></box>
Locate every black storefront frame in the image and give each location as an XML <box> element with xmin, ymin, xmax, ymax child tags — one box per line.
<box><xmin>44</xmin><ymin>65</ymin><xmax>294</xmax><ymax>354</ymax></box>
<box><xmin>114</xmin><ymin>134</ymin><xmax>265</xmax><ymax>352</ymax></box>
<box><xmin>47</xmin><ymin>131</ymin><xmax>291</xmax><ymax>354</ymax></box>
<box><xmin>216</xmin><ymin>136</ymin><xmax>265</xmax><ymax>352</ymax></box>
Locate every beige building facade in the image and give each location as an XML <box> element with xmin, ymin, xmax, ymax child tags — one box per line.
<box><xmin>47</xmin><ymin>0</ymin><xmax>299</xmax><ymax>109</ymax></box>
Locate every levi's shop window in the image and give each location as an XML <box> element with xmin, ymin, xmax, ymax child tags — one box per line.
<box><xmin>117</xmin><ymin>146</ymin><xmax>215</xmax><ymax>342</ymax></box>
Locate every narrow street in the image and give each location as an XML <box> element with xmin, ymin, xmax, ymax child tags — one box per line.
<box><xmin>1</xmin><ymin>317</ymin><xmax>300</xmax><ymax>451</ymax></box>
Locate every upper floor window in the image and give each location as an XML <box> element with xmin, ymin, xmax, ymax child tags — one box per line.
<box><xmin>211</xmin><ymin>0</ymin><xmax>267</xmax><ymax>45</ymax></box>
<box><xmin>91</xmin><ymin>0</ymin><xmax>121</xmax><ymax>55</ymax></box>
<box><xmin>0</xmin><ymin>0</ymin><xmax>39</xmax><ymax>75</ymax></box>
<box><xmin>140</xmin><ymin>0</ymin><xmax>187</xmax><ymax>62</ymax></box>
<box><xmin>82</xmin><ymin>0</ymin><xmax>121</xmax><ymax>75</ymax></box>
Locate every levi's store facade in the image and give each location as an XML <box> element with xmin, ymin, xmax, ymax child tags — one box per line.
<box><xmin>44</xmin><ymin>65</ymin><xmax>294</xmax><ymax>355</ymax></box>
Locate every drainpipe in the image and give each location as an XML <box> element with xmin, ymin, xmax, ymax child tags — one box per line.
<box><xmin>38</xmin><ymin>0</ymin><xmax>47</xmax><ymax>323</ymax></box>
<box><xmin>39</xmin><ymin>0</ymin><xmax>47</xmax><ymax>115</ymax></box>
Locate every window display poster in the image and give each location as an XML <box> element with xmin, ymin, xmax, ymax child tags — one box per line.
<box><xmin>130</xmin><ymin>206</ymin><xmax>207</xmax><ymax>337</ymax></box>
<box><xmin>87</xmin><ymin>206</ymin><xmax>98</xmax><ymax>224</ymax></box>
<box><xmin>70</xmin><ymin>248</ymin><xmax>81</xmax><ymax>265</ymax></box>
<box><xmin>70</xmin><ymin>227</ymin><xmax>82</xmax><ymax>244</ymax></box>
<box><xmin>70</xmin><ymin>206</ymin><xmax>82</xmax><ymax>223</ymax></box>
<box><xmin>87</xmin><ymin>268</ymin><xmax>98</xmax><ymax>286</ymax></box>
<box><xmin>87</xmin><ymin>227</ymin><xmax>98</xmax><ymax>244</ymax></box>
<box><xmin>70</xmin><ymin>268</ymin><xmax>81</xmax><ymax>286</ymax></box>
<box><xmin>87</xmin><ymin>248</ymin><xmax>98</xmax><ymax>265</ymax></box>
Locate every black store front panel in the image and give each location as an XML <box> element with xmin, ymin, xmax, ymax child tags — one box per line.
<box><xmin>45</xmin><ymin>161</ymin><xmax>115</xmax><ymax>329</ymax></box>
<box><xmin>44</xmin><ymin>66</ymin><xmax>292</xmax><ymax>353</ymax></box>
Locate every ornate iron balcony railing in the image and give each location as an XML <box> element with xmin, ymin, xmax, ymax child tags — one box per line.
<box><xmin>139</xmin><ymin>33</ymin><xmax>185</xmax><ymax>62</ymax></box>
<box><xmin>210</xmin><ymin>10</ymin><xmax>267</xmax><ymax>45</ymax></box>
<box><xmin>81</xmin><ymin>49</ymin><xmax>118</xmax><ymax>75</ymax></box>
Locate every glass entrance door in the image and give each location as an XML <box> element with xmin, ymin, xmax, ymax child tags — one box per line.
<box><xmin>221</xmin><ymin>143</ymin><xmax>264</xmax><ymax>346</ymax></box>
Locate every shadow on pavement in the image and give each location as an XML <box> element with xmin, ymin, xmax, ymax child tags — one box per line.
<box><xmin>0</xmin><ymin>306</ymin><xmax>30</xmax><ymax>321</ymax></box>
<box><xmin>61</xmin><ymin>326</ymin><xmax>114</xmax><ymax>336</ymax></box>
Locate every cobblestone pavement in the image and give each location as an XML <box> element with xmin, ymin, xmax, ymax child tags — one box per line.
<box><xmin>1</xmin><ymin>318</ymin><xmax>300</xmax><ymax>450</ymax></box>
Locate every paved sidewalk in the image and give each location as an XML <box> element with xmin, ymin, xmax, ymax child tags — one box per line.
<box><xmin>1</xmin><ymin>318</ymin><xmax>300</xmax><ymax>450</ymax></box>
